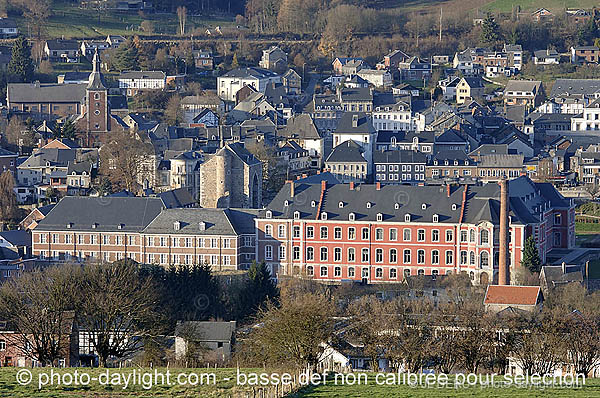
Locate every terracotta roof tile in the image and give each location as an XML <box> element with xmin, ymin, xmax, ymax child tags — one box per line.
<box><xmin>484</xmin><ymin>285</ymin><xmax>541</xmax><ymax>306</ymax></box>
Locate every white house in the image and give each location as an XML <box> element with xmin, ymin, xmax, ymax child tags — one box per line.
<box><xmin>533</xmin><ymin>49</ymin><xmax>560</xmax><ymax>65</ymax></box>
<box><xmin>571</xmin><ymin>98</ymin><xmax>600</xmax><ymax>131</ymax></box>
<box><xmin>357</xmin><ymin>69</ymin><xmax>392</xmax><ymax>88</ymax></box>
<box><xmin>372</xmin><ymin>96</ymin><xmax>414</xmax><ymax>132</ymax></box>
<box><xmin>217</xmin><ymin>67</ymin><xmax>280</xmax><ymax>101</ymax></box>
<box><xmin>118</xmin><ymin>71</ymin><xmax>166</xmax><ymax>97</ymax></box>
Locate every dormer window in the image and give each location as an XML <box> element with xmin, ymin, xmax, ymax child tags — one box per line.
<box><xmin>349</xmin><ymin>213</ymin><xmax>355</xmax><ymax>221</ymax></box>
<box><xmin>117</xmin><ymin>224</ymin><xmax>124</xmax><ymax>230</ymax></box>
<box><xmin>293</xmin><ymin>211</ymin><xmax>300</xmax><ymax>219</ymax></box>
<box><xmin>92</xmin><ymin>223</ymin><xmax>98</xmax><ymax>229</ymax></box>
<box><xmin>452</xmin><ymin>204</ymin><xmax>457</xmax><ymax>211</ymax></box>
<box><xmin>366</xmin><ymin>202</ymin><xmax>372</xmax><ymax>209</ymax></box>
<box><xmin>465</xmin><ymin>160</ymin><xmax>469</xmax><ymax>165</ymax></box>
<box><xmin>405</xmin><ymin>214</ymin><xmax>411</xmax><ymax>222</ymax></box>
<box><xmin>421</xmin><ymin>203</ymin><xmax>427</xmax><ymax>210</ymax></box>
<box><xmin>377</xmin><ymin>213</ymin><xmax>383</xmax><ymax>221</ymax></box>
<box><xmin>266</xmin><ymin>210</ymin><xmax>272</xmax><ymax>219</ymax></box>
<box><xmin>395</xmin><ymin>203</ymin><xmax>400</xmax><ymax>210</ymax></box>
<box><xmin>321</xmin><ymin>212</ymin><xmax>327</xmax><ymax>220</ymax></box>
<box><xmin>433</xmin><ymin>214</ymin><xmax>439</xmax><ymax>223</ymax></box>
<box><xmin>339</xmin><ymin>201</ymin><xmax>344</xmax><ymax>208</ymax></box>
<box><xmin>454</xmin><ymin>160</ymin><xmax>458</xmax><ymax>166</ymax></box>
<box><xmin>284</xmin><ymin>200</ymin><xmax>289</xmax><ymax>207</ymax></box>
<box><xmin>434</xmin><ymin>160</ymin><xmax>438</xmax><ymax>165</ymax></box>
<box><xmin>445</xmin><ymin>160</ymin><xmax>449</xmax><ymax>165</ymax></box>
<box><xmin>66</xmin><ymin>222</ymin><xmax>73</xmax><ymax>229</ymax></box>
<box><xmin>173</xmin><ymin>221</ymin><xmax>181</xmax><ymax>231</ymax></box>
<box><xmin>311</xmin><ymin>200</ymin><xmax>316</xmax><ymax>208</ymax></box>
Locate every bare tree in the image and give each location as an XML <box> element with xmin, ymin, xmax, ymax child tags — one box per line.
<box><xmin>177</xmin><ymin>6</ymin><xmax>187</xmax><ymax>35</ymax></box>
<box><xmin>164</xmin><ymin>94</ymin><xmax>184</xmax><ymax>125</ymax></box>
<box><xmin>16</xmin><ymin>0</ymin><xmax>51</xmax><ymax>40</ymax></box>
<box><xmin>0</xmin><ymin>264</ymin><xmax>80</xmax><ymax>366</ymax></box>
<box><xmin>99</xmin><ymin>129</ymin><xmax>154</xmax><ymax>193</ymax></box>
<box><xmin>76</xmin><ymin>260</ymin><xmax>160</xmax><ymax>367</ymax></box>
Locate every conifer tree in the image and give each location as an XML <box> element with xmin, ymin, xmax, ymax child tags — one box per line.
<box><xmin>7</xmin><ymin>36</ymin><xmax>34</xmax><ymax>83</ymax></box>
<box><xmin>521</xmin><ymin>236</ymin><xmax>542</xmax><ymax>273</ymax></box>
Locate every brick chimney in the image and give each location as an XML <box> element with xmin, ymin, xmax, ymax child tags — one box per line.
<box><xmin>349</xmin><ymin>181</ymin><xmax>355</xmax><ymax>190</ymax></box>
<box><xmin>498</xmin><ymin>178</ymin><xmax>510</xmax><ymax>286</ymax></box>
<box><xmin>376</xmin><ymin>182</ymin><xmax>381</xmax><ymax>190</ymax></box>
<box><xmin>321</xmin><ymin>180</ymin><xmax>327</xmax><ymax>192</ymax></box>
<box><xmin>447</xmin><ymin>184</ymin><xmax>451</xmax><ymax>197</ymax></box>
<box><xmin>289</xmin><ymin>180</ymin><xmax>295</xmax><ymax>198</ymax></box>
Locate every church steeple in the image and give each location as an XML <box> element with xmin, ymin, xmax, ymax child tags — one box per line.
<box><xmin>88</xmin><ymin>48</ymin><xmax>106</xmax><ymax>90</ymax></box>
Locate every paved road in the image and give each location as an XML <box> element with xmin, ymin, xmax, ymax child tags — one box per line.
<box><xmin>297</xmin><ymin>72</ymin><xmax>319</xmax><ymax>110</ymax></box>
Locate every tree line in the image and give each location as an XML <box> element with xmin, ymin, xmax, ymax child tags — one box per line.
<box><xmin>0</xmin><ymin>260</ymin><xmax>277</xmax><ymax>367</ymax></box>
<box><xmin>239</xmin><ymin>278</ymin><xmax>600</xmax><ymax>376</ymax></box>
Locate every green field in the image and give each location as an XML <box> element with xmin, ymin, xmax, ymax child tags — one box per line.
<box><xmin>294</xmin><ymin>374</ymin><xmax>600</xmax><ymax>397</ymax></box>
<box><xmin>13</xmin><ymin>1</ymin><xmax>234</xmax><ymax>39</ymax></box>
<box><xmin>1</xmin><ymin>368</ymin><xmax>598</xmax><ymax>397</ymax></box>
<box><xmin>576</xmin><ymin>222</ymin><xmax>600</xmax><ymax>233</ymax></box>
<box><xmin>481</xmin><ymin>0</ymin><xmax>599</xmax><ymax>13</ymax></box>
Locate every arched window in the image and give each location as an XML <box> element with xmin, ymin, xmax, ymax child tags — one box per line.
<box><xmin>390</xmin><ymin>249</ymin><xmax>397</xmax><ymax>263</ymax></box>
<box><xmin>417</xmin><ymin>249</ymin><xmax>425</xmax><ymax>264</ymax></box>
<box><xmin>480</xmin><ymin>229</ymin><xmax>489</xmax><ymax>245</ymax></box>
<box><xmin>470</xmin><ymin>251</ymin><xmax>475</xmax><ymax>265</ymax></box>
<box><xmin>469</xmin><ymin>229</ymin><xmax>475</xmax><ymax>242</ymax></box>
<box><xmin>480</xmin><ymin>251</ymin><xmax>489</xmax><ymax>268</ymax></box>
<box><xmin>307</xmin><ymin>266</ymin><xmax>314</xmax><ymax>276</ymax></box>
<box><xmin>403</xmin><ymin>249</ymin><xmax>411</xmax><ymax>264</ymax></box>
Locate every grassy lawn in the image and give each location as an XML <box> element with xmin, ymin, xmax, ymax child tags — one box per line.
<box><xmin>13</xmin><ymin>1</ymin><xmax>235</xmax><ymax>39</ymax></box>
<box><xmin>576</xmin><ymin>222</ymin><xmax>600</xmax><ymax>233</ymax></box>
<box><xmin>293</xmin><ymin>374</ymin><xmax>600</xmax><ymax>397</ymax></box>
<box><xmin>0</xmin><ymin>367</ymin><xmax>265</xmax><ymax>397</ymax></box>
<box><xmin>481</xmin><ymin>0</ymin><xmax>599</xmax><ymax>13</ymax></box>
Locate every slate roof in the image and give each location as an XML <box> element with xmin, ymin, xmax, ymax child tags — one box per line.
<box><xmin>504</xmin><ymin>80</ymin><xmax>542</xmax><ymax>94</ymax></box>
<box><xmin>221</xmin><ymin>67</ymin><xmax>279</xmax><ymax>79</ymax></box>
<box><xmin>549</xmin><ymin>79</ymin><xmax>600</xmax><ymax>98</ymax></box>
<box><xmin>118</xmin><ymin>71</ymin><xmax>166</xmax><ymax>80</ymax></box>
<box><xmin>462</xmin><ymin>77</ymin><xmax>484</xmax><ymax>88</ymax></box>
<box><xmin>19</xmin><ymin>148</ymin><xmax>77</xmax><ymax>168</ymax></box>
<box><xmin>281</xmin><ymin>114</ymin><xmax>321</xmax><ymax>140</ymax></box>
<box><xmin>484</xmin><ymin>285</ymin><xmax>541</xmax><ymax>306</ymax></box>
<box><xmin>0</xmin><ymin>230</ymin><xmax>31</xmax><ymax>247</ymax></box>
<box><xmin>36</xmin><ymin>197</ymin><xmax>164</xmax><ymax>232</ymax></box>
<box><xmin>469</xmin><ymin>144</ymin><xmax>509</xmax><ymax>157</ymax></box>
<box><xmin>8</xmin><ymin>83</ymin><xmax>86</xmax><ymax>103</ymax></box>
<box><xmin>540</xmin><ymin>265</ymin><xmax>583</xmax><ymax>289</ymax></box>
<box><xmin>295</xmin><ymin>172</ymin><xmax>341</xmax><ymax>185</ymax></box>
<box><xmin>478</xmin><ymin>154</ymin><xmax>524</xmax><ymax>168</ymax></box>
<box><xmin>46</xmin><ymin>39</ymin><xmax>78</xmax><ymax>51</ymax></box>
<box><xmin>376</xmin><ymin>130</ymin><xmax>434</xmax><ymax>144</ymax></box>
<box><xmin>335</xmin><ymin>112</ymin><xmax>375</xmax><ymax>134</ymax></box>
<box><xmin>262</xmin><ymin>176</ymin><xmax>569</xmax><ymax>226</ymax></box>
<box><xmin>143</xmin><ymin>208</ymin><xmax>237</xmax><ymax>235</ymax></box>
<box><xmin>157</xmin><ymin>188</ymin><xmax>196</xmax><ymax>209</ymax></box>
<box><xmin>373</xmin><ymin>149</ymin><xmax>427</xmax><ymax>164</ymax></box>
<box><xmin>225</xmin><ymin>209</ymin><xmax>260</xmax><ymax>235</ymax></box>
<box><xmin>326</xmin><ymin>140</ymin><xmax>367</xmax><ymax>163</ymax></box>
<box><xmin>339</xmin><ymin>87</ymin><xmax>373</xmax><ymax>102</ymax></box>
<box><xmin>175</xmin><ymin>321</ymin><xmax>236</xmax><ymax>342</ymax></box>
<box><xmin>436</xmin><ymin>129</ymin><xmax>467</xmax><ymax>143</ymax></box>
<box><xmin>67</xmin><ymin>161</ymin><xmax>92</xmax><ymax>174</ymax></box>
<box><xmin>0</xmin><ymin>18</ymin><xmax>16</xmax><ymax>29</ymax></box>
<box><xmin>0</xmin><ymin>147</ymin><xmax>17</xmax><ymax>157</ymax></box>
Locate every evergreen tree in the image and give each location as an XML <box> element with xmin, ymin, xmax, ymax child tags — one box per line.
<box><xmin>7</xmin><ymin>36</ymin><xmax>34</xmax><ymax>83</ymax></box>
<box><xmin>112</xmin><ymin>40</ymin><xmax>139</xmax><ymax>72</ymax></box>
<box><xmin>185</xmin><ymin>52</ymin><xmax>196</xmax><ymax>75</ymax></box>
<box><xmin>0</xmin><ymin>170</ymin><xmax>18</xmax><ymax>225</ymax></box>
<box><xmin>521</xmin><ymin>236</ymin><xmax>542</xmax><ymax>273</ymax></box>
<box><xmin>480</xmin><ymin>13</ymin><xmax>501</xmax><ymax>47</ymax></box>
<box><xmin>240</xmin><ymin>261</ymin><xmax>278</xmax><ymax>319</ymax></box>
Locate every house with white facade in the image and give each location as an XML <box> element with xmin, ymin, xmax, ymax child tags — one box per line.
<box><xmin>118</xmin><ymin>71</ymin><xmax>166</xmax><ymax>97</ymax></box>
<box><xmin>571</xmin><ymin>98</ymin><xmax>600</xmax><ymax>131</ymax></box>
<box><xmin>217</xmin><ymin>67</ymin><xmax>281</xmax><ymax>102</ymax></box>
<box><xmin>372</xmin><ymin>94</ymin><xmax>413</xmax><ymax>132</ymax></box>
<box><xmin>357</xmin><ymin>69</ymin><xmax>392</xmax><ymax>88</ymax></box>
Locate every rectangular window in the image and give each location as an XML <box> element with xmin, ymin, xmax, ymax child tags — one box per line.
<box><xmin>403</xmin><ymin>229</ymin><xmax>411</xmax><ymax>241</ymax></box>
<box><xmin>278</xmin><ymin>225</ymin><xmax>286</xmax><ymax>238</ymax></box>
<box><xmin>320</xmin><ymin>227</ymin><xmax>328</xmax><ymax>239</ymax></box>
<box><xmin>307</xmin><ymin>226</ymin><xmax>314</xmax><ymax>239</ymax></box>
<box><xmin>417</xmin><ymin>229</ymin><xmax>425</xmax><ymax>242</ymax></box>
<box><xmin>265</xmin><ymin>245</ymin><xmax>273</xmax><ymax>260</ymax></box>
<box><xmin>361</xmin><ymin>248</ymin><xmax>369</xmax><ymax>263</ymax></box>
<box><xmin>334</xmin><ymin>248</ymin><xmax>342</xmax><ymax>262</ymax></box>
<box><xmin>348</xmin><ymin>228</ymin><xmax>356</xmax><ymax>240</ymax></box>
<box><xmin>446</xmin><ymin>230</ymin><xmax>453</xmax><ymax>242</ymax></box>
<box><xmin>348</xmin><ymin>248</ymin><xmax>355</xmax><ymax>262</ymax></box>
<box><xmin>362</xmin><ymin>228</ymin><xmax>369</xmax><ymax>240</ymax></box>
<box><xmin>278</xmin><ymin>246</ymin><xmax>286</xmax><ymax>260</ymax></box>
<box><xmin>348</xmin><ymin>267</ymin><xmax>355</xmax><ymax>277</ymax></box>
<box><xmin>375</xmin><ymin>228</ymin><xmax>383</xmax><ymax>241</ymax></box>
<box><xmin>390</xmin><ymin>228</ymin><xmax>397</xmax><ymax>241</ymax></box>
<box><xmin>432</xmin><ymin>230</ymin><xmax>439</xmax><ymax>242</ymax></box>
<box><xmin>293</xmin><ymin>246</ymin><xmax>300</xmax><ymax>260</ymax></box>
<box><xmin>293</xmin><ymin>226</ymin><xmax>300</xmax><ymax>238</ymax></box>
<box><xmin>334</xmin><ymin>227</ymin><xmax>342</xmax><ymax>240</ymax></box>
<box><xmin>320</xmin><ymin>247</ymin><xmax>328</xmax><ymax>261</ymax></box>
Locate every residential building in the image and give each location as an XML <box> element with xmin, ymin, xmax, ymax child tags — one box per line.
<box><xmin>118</xmin><ymin>71</ymin><xmax>166</xmax><ymax>97</ymax></box>
<box><xmin>307</xmin><ymin>93</ymin><xmax>343</xmax><ymax>132</ymax></box>
<box><xmin>106</xmin><ymin>35</ymin><xmax>126</xmax><ymax>48</ymax></box>
<box><xmin>255</xmin><ymin>177</ymin><xmax>575</xmax><ymax>283</ymax></box>
<box><xmin>427</xmin><ymin>150</ymin><xmax>476</xmax><ymax>181</ymax></box>
<box><xmin>66</xmin><ymin>161</ymin><xmax>92</xmax><ymax>195</ymax></box>
<box><xmin>338</xmin><ymin>87</ymin><xmax>373</xmax><ymax>113</ymax></box>
<box><xmin>373</xmin><ymin>150</ymin><xmax>427</xmax><ymax>184</ymax></box>
<box><xmin>398</xmin><ymin>57</ymin><xmax>431</xmax><ymax>81</ymax></box>
<box><xmin>377</xmin><ymin>49</ymin><xmax>410</xmax><ymax>70</ymax></box>
<box><xmin>0</xmin><ymin>147</ymin><xmax>17</xmax><ymax>174</ymax></box>
<box><xmin>175</xmin><ymin>321</ymin><xmax>236</xmax><ymax>361</ymax></box>
<box><xmin>19</xmin><ymin>204</ymin><xmax>55</xmax><ymax>231</ymax></box>
<box><xmin>438</xmin><ymin>76</ymin><xmax>462</xmax><ymax>101</ymax></box>
<box><xmin>217</xmin><ymin>67</ymin><xmax>281</xmax><ymax>102</ymax></box>
<box><xmin>341</xmin><ymin>59</ymin><xmax>367</xmax><ymax>76</ymax></box>
<box><xmin>0</xmin><ymin>18</ymin><xmax>17</xmax><ymax>38</ymax></box>
<box><xmin>189</xmin><ymin>108</ymin><xmax>219</xmax><ymax>128</ymax></box>
<box><xmin>531</xmin><ymin>8</ymin><xmax>553</xmax><ymax>22</ymax></box>
<box><xmin>281</xmin><ymin>114</ymin><xmax>324</xmax><ymax>168</ymax></box>
<box><xmin>357</xmin><ymin>69</ymin><xmax>392</xmax><ymax>88</ymax></box>
<box><xmin>375</xmin><ymin>131</ymin><xmax>434</xmax><ymax>153</ymax></box>
<box><xmin>504</xmin><ymin>44</ymin><xmax>523</xmax><ymax>71</ymax></box>
<box><xmin>484</xmin><ymin>285</ymin><xmax>543</xmax><ymax>313</ymax></box>
<box><xmin>259</xmin><ymin>46</ymin><xmax>288</xmax><ymax>71</ymax></box>
<box><xmin>570</xmin><ymin>98</ymin><xmax>600</xmax><ymax>131</ymax></box>
<box><xmin>456</xmin><ymin>77</ymin><xmax>484</xmax><ymax>104</ymax></box>
<box><xmin>325</xmin><ymin>140</ymin><xmax>368</xmax><ymax>183</ymax></box>
<box><xmin>477</xmin><ymin>154</ymin><xmax>524</xmax><ymax>182</ymax></box>
<box><xmin>332</xmin><ymin>57</ymin><xmax>364</xmax><ymax>75</ymax></box>
<box><xmin>372</xmin><ymin>94</ymin><xmax>413</xmax><ymax>132</ymax></box>
<box><xmin>332</xmin><ymin>113</ymin><xmax>377</xmax><ymax>173</ymax></box>
<box><xmin>7</xmin><ymin>81</ymin><xmax>86</xmax><ymax>118</ymax></box>
<box><xmin>30</xmin><ymin>197</ymin><xmax>258</xmax><ymax>270</ymax></box>
<box><xmin>277</xmin><ymin>141</ymin><xmax>311</xmax><ymax>172</ymax></box>
<box><xmin>193</xmin><ymin>49</ymin><xmax>214</xmax><ymax>69</ymax></box>
<box><xmin>281</xmin><ymin>69</ymin><xmax>301</xmax><ymax>94</ymax></box>
<box><xmin>503</xmin><ymin>80</ymin><xmax>544</xmax><ymax>108</ymax></box>
<box><xmin>181</xmin><ymin>93</ymin><xmax>225</xmax><ymax>120</ymax></box>
<box><xmin>533</xmin><ymin>49</ymin><xmax>560</xmax><ymax>65</ymax></box>
<box><xmin>539</xmin><ymin>263</ymin><xmax>583</xmax><ymax>294</ymax></box>
<box><xmin>44</xmin><ymin>39</ymin><xmax>79</xmax><ymax>63</ymax></box>
<box><xmin>80</xmin><ymin>41</ymin><xmax>110</xmax><ymax>60</ymax></box>
<box><xmin>571</xmin><ymin>46</ymin><xmax>600</xmax><ymax>64</ymax></box>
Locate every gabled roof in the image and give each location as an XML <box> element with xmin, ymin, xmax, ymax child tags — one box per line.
<box><xmin>0</xmin><ymin>230</ymin><xmax>30</xmax><ymax>247</ymax></box>
<box><xmin>478</xmin><ymin>154</ymin><xmax>524</xmax><ymax>168</ymax></box>
<box><xmin>504</xmin><ymin>80</ymin><xmax>542</xmax><ymax>94</ymax></box>
<box><xmin>45</xmin><ymin>39</ymin><xmax>78</xmax><ymax>51</ymax></box>
<box><xmin>221</xmin><ymin>67</ymin><xmax>279</xmax><ymax>79</ymax></box>
<box><xmin>157</xmin><ymin>188</ymin><xmax>196</xmax><ymax>209</ymax></box>
<box><xmin>8</xmin><ymin>82</ymin><xmax>86</xmax><ymax>104</ymax></box>
<box><xmin>143</xmin><ymin>208</ymin><xmax>237</xmax><ymax>235</ymax></box>
<box><xmin>281</xmin><ymin>114</ymin><xmax>321</xmax><ymax>140</ymax></box>
<box><xmin>118</xmin><ymin>71</ymin><xmax>166</xmax><ymax>80</ymax></box>
<box><xmin>36</xmin><ymin>197</ymin><xmax>164</xmax><ymax>232</ymax></box>
<box><xmin>549</xmin><ymin>79</ymin><xmax>600</xmax><ymax>98</ymax></box>
<box><xmin>484</xmin><ymin>285</ymin><xmax>541</xmax><ymax>306</ymax></box>
<box><xmin>326</xmin><ymin>140</ymin><xmax>367</xmax><ymax>163</ymax></box>
<box><xmin>175</xmin><ymin>321</ymin><xmax>236</xmax><ymax>342</ymax></box>
<box><xmin>335</xmin><ymin>112</ymin><xmax>375</xmax><ymax>135</ymax></box>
